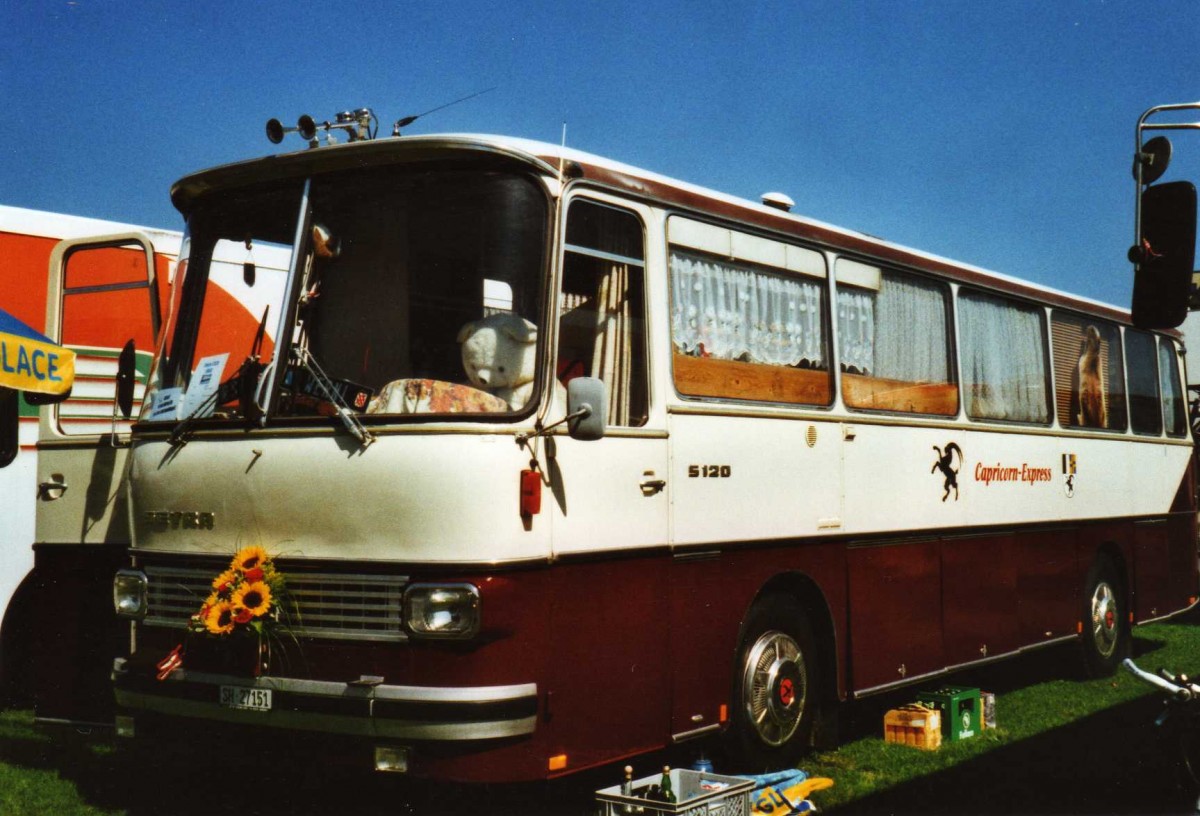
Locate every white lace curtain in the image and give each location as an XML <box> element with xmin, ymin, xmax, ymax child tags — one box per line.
<box><xmin>959</xmin><ymin>293</ymin><xmax>1049</xmax><ymax>422</ymax></box>
<box><xmin>670</xmin><ymin>251</ymin><xmax>824</xmax><ymax>368</ymax></box>
<box><xmin>837</xmin><ymin>273</ymin><xmax>950</xmax><ymax>382</ymax></box>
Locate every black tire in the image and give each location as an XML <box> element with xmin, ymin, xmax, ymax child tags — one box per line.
<box><xmin>1080</xmin><ymin>557</ymin><xmax>1129</xmax><ymax>677</ymax></box>
<box><xmin>727</xmin><ymin>594</ymin><xmax>819</xmax><ymax>771</ymax></box>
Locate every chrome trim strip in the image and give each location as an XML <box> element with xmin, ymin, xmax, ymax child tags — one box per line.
<box><xmin>671</xmin><ymin>723</ymin><xmax>721</xmax><ymax>743</ymax></box>
<box><xmin>114</xmin><ymin>688</ymin><xmax>536</xmax><ymax>741</ymax></box>
<box><xmin>151</xmin><ymin>669</ymin><xmax>538</xmax><ymax>705</ymax></box>
<box><xmin>1139</xmin><ymin>597</ymin><xmax>1200</xmax><ymax>625</ymax></box>
<box><xmin>851</xmin><ymin>634</ymin><xmax>1078</xmax><ymax>698</ymax></box>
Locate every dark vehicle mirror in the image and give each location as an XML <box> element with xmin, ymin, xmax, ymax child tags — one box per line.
<box><xmin>0</xmin><ymin>387</ymin><xmax>17</xmax><ymax>468</ymax></box>
<box><xmin>1131</xmin><ymin>181</ymin><xmax>1198</xmax><ymax>329</ymax></box>
<box><xmin>116</xmin><ymin>339</ymin><xmax>136</xmax><ymax>419</ymax></box>
<box><xmin>566</xmin><ymin>377</ymin><xmax>606</xmax><ymax>441</ymax></box>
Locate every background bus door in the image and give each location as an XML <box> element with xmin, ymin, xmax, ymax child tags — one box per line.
<box><xmin>32</xmin><ymin>234</ymin><xmax>162</xmax><ymax>727</ymax></box>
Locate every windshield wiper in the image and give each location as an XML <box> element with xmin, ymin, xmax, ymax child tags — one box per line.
<box><xmin>289</xmin><ymin>346</ymin><xmax>375</xmax><ymax>449</ymax></box>
<box><xmin>169</xmin><ymin>307</ymin><xmax>270</xmax><ymax>446</ymax></box>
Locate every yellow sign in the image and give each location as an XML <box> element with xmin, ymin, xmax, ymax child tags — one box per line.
<box><xmin>0</xmin><ymin>311</ymin><xmax>75</xmax><ymax>395</ymax></box>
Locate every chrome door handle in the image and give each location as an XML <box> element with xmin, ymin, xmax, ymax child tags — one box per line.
<box><xmin>639</xmin><ymin>478</ymin><xmax>666</xmax><ymax>496</ymax></box>
<box><xmin>39</xmin><ymin>479</ymin><xmax>68</xmax><ymax>500</ymax></box>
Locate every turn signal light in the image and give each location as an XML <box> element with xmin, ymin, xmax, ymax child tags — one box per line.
<box><xmin>520</xmin><ymin>469</ymin><xmax>542</xmax><ymax>517</ymax></box>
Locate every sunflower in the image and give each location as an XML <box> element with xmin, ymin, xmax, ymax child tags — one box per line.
<box><xmin>203</xmin><ymin>601</ymin><xmax>236</xmax><ymax>635</ymax></box>
<box><xmin>232</xmin><ymin>581</ymin><xmax>272</xmax><ymax>618</ymax></box>
<box><xmin>211</xmin><ymin>569</ymin><xmax>238</xmax><ymax>594</ymax></box>
<box><xmin>232</xmin><ymin>545</ymin><xmax>269</xmax><ymax>573</ymax></box>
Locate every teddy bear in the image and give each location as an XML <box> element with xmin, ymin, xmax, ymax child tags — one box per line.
<box><xmin>457</xmin><ymin>312</ymin><xmax>542</xmax><ymax>410</ymax></box>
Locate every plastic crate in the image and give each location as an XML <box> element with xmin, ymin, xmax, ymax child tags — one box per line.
<box><xmin>595</xmin><ymin>768</ymin><xmax>753</xmax><ymax>816</ymax></box>
<box><xmin>884</xmin><ymin>704</ymin><xmax>942</xmax><ymax>750</ymax></box>
<box><xmin>915</xmin><ymin>686</ymin><xmax>981</xmax><ymax>741</ymax></box>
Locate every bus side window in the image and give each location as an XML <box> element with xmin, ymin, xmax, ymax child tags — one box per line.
<box><xmin>1125</xmin><ymin>329</ymin><xmax>1162</xmax><ymax>436</ymax></box>
<box><xmin>958</xmin><ymin>290</ymin><xmax>1050</xmax><ymax>424</ymax></box>
<box><xmin>1050</xmin><ymin>313</ymin><xmax>1127</xmax><ymax>431</ymax></box>
<box><xmin>1159</xmin><ymin>338</ymin><xmax>1187</xmax><ymax>437</ymax></box>
<box><xmin>667</xmin><ymin>226</ymin><xmax>830</xmax><ymax>407</ymax></box>
<box><xmin>835</xmin><ymin>261</ymin><xmax>957</xmax><ymax>416</ymax></box>
<box><xmin>559</xmin><ymin>200</ymin><xmax>648</xmax><ymax>427</ymax></box>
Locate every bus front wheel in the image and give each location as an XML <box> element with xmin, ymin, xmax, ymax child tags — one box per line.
<box><xmin>728</xmin><ymin>594</ymin><xmax>818</xmax><ymax>771</ymax></box>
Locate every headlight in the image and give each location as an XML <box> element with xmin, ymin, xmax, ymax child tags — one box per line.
<box><xmin>403</xmin><ymin>584</ymin><xmax>480</xmax><ymax>639</ymax></box>
<box><xmin>113</xmin><ymin>569</ymin><xmax>148</xmax><ymax>619</ymax></box>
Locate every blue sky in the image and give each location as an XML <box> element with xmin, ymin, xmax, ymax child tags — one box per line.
<box><xmin>3</xmin><ymin>1</ymin><xmax>1199</xmax><ymax>307</ymax></box>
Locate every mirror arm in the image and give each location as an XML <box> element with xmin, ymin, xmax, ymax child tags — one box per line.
<box><xmin>515</xmin><ymin>405</ymin><xmax>592</xmax><ymax>447</ymax></box>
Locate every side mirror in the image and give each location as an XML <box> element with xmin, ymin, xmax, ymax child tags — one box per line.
<box><xmin>0</xmin><ymin>387</ymin><xmax>17</xmax><ymax>469</ymax></box>
<box><xmin>1132</xmin><ymin>180</ymin><xmax>1198</xmax><ymax>330</ymax></box>
<box><xmin>116</xmin><ymin>339</ymin><xmax>136</xmax><ymax>419</ymax></box>
<box><xmin>566</xmin><ymin>377</ymin><xmax>607</xmax><ymax>441</ymax></box>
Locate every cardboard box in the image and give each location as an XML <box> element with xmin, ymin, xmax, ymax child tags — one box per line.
<box><xmin>916</xmin><ymin>686</ymin><xmax>981</xmax><ymax>741</ymax></box>
<box><xmin>884</xmin><ymin>704</ymin><xmax>942</xmax><ymax>750</ymax></box>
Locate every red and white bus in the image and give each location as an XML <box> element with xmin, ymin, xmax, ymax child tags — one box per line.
<box><xmin>99</xmin><ymin>124</ymin><xmax>1196</xmax><ymax>781</ymax></box>
<box><xmin>0</xmin><ymin>205</ymin><xmax>179</xmax><ymax>726</ymax></box>
<box><xmin>0</xmin><ymin>205</ymin><xmax>287</xmax><ymax>727</ymax></box>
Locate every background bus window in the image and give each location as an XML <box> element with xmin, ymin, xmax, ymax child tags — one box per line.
<box><xmin>559</xmin><ymin>200</ymin><xmax>648</xmax><ymax>427</ymax></box>
<box><xmin>1050</xmin><ymin>313</ymin><xmax>1127</xmax><ymax>431</ymax></box>
<box><xmin>1125</xmin><ymin>329</ymin><xmax>1162</xmax><ymax>436</ymax></box>
<box><xmin>58</xmin><ymin>243</ymin><xmax>163</xmax><ymax>435</ymax></box>
<box><xmin>1159</xmin><ymin>338</ymin><xmax>1186</xmax><ymax>437</ymax></box>
<box><xmin>669</xmin><ymin>240</ymin><xmax>830</xmax><ymax>406</ymax></box>
<box><xmin>835</xmin><ymin>261</ymin><xmax>957</xmax><ymax>415</ymax></box>
<box><xmin>958</xmin><ymin>290</ymin><xmax>1049</xmax><ymax>423</ymax></box>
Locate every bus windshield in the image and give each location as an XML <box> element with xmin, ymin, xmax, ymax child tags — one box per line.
<box><xmin>141</xmin><ymin>168</ymin><xmax>549</xmax><ymax>426</ymax></box>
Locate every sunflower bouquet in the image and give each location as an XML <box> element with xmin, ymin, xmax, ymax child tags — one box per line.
<box><xmin>190</xmin><ymin>545</ymin><xmax>288</xmax><ymax>637</ymax></box>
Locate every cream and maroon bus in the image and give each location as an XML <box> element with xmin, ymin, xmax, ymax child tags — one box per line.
<box><xmin>102</xmin><ymin>124</ymin><xmax>1196</xmax><ymax>781</ymax></box>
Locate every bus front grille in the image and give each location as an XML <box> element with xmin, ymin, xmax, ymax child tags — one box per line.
<box><xmin>142</xmin><ymin>564</ymin><xmax>408</xmax><ymax>642</ymax></box>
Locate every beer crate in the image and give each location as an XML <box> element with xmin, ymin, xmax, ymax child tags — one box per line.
<box><xmin>883</xmin><ymin>704</ymin><xmax>942</xmax><ymax>750</ymax></box>
<box><xmin>915</xmin><ymin>685</ymin><xmax>981</xmax><ymax>741</ymax></box>
<box><xmin>595</xmin><ymin>767</ymin><xmax>753</xmax><ymax>816</ymax></box>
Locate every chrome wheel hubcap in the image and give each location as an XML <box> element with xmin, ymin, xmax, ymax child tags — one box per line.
<box><xmin>742</xmin><ymin>630</ymin><xmax>806</xmax><ymax>747</ymax></box>
<box><xmin>1091</xmin><ymin>580</ymin><xmax>1119</xmax><ymax>658</ymax></box>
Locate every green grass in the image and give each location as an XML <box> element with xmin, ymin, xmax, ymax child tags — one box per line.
<box><xmin>799</xmin><ymin>617</ymin><xmax>1200</xmax><ymax>813</ymax></box>
<box><xmin>1</xmin><ymin>617</ymin><xmax>1199</xmax><ymax>814</ymax></box>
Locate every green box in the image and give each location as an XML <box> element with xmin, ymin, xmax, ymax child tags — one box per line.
<box><xmin>915</xmin><ymin>686</ymin><xmax>980</xmax><ymax>741</ymax></box>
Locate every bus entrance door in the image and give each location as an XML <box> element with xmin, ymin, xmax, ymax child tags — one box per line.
<box><xmin>32</xmin><ymin>234</ymin><xmax>161</xmax><ymax>728</ymax></box>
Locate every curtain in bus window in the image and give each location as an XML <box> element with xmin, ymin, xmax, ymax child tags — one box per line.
<box><xmin>669</xmin><ymin>251</ymin><xmax>824</xmax><ymax>368</ymax></box>
<box><xmin>1126</xmin><ymin>329</ymin><xmax>1162</xmax><ymax>435</ymax></box>
<box><xmin>836</xmin><ymin>273</ymin><xmax>949</xmax><ymax>381</ymax></box>
<box><xmin>561</xmin><ymin>200</ymin><xmax>648</xmax><ymax>427</ymax></box>
<box><xmin>592</xmin><ymin>261</ymin><xmax>635</xmax><ymax>426</ymax></box>
<box><xmin>836</xmin><ymin>270</ymin><xmax>956</xmax><ymax>415</ymax></box>
<box><xmin>1159</xmin><ymin>339</ymin><xmax>1186</xmax><ymax>436</ymax></box>
<box><xmin>959</xmin><ymin>291</ymin><xmax>1049</xmax><ymax>423</ymax></box>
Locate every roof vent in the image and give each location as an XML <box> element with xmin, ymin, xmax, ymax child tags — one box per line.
<box><xmin>761</xmin><ymin>192</ymin><xmax>795</xmax><ymax>212</ymax></box>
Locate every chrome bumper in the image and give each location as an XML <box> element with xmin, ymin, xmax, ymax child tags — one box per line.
<box><xmin>112</xmin><ymin>658</ymin><xmax>538</xmax><ymax>741</ymax></box>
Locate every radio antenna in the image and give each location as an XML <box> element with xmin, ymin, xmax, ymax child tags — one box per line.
<box><xmin>392</xmin><ymin>87</ymin><xmax>497</xmax><ymax>136</ymax></box>
<box><xmin>558</xmin><ymin>122</ymin><xmax>568</xmax><ymax>183</ymax></box>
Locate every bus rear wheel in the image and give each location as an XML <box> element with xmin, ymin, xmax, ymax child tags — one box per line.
<box><xmin>728</xmin><ymin>594</ymin><xmax>817</xmax><ymax>771</ymax></box>
<box><xmin>1081</xmin><ymin>557</ymin><xmax>1128</xmax><ymax>677</ymax></box>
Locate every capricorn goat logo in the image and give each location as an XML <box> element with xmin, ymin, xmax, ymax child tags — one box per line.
<box><xmin>931</xmin><ymin>442</ymin><xmax>963</xmax><ymax>502</ymax></box>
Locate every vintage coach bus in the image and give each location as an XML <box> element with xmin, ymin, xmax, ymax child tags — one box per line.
<box><xmin>104</xmin><ymin>125</ymin><xmax>1197</xmax><ymax>782</ymax></box>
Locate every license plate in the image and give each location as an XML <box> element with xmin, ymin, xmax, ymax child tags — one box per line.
<box><xmin>219</xmin><ymin>685</ymin><xmax>272</xmax><ymax>711</ymax></box>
